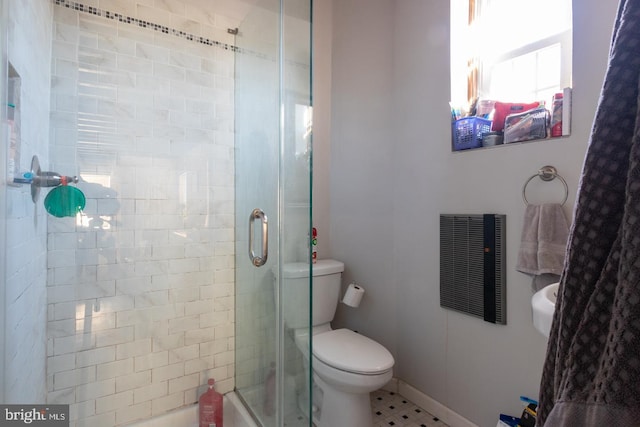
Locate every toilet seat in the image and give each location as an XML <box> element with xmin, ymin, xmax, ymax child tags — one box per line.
<box><xmin>313</xmin><ymin>328</ymin><xmax>394</xmax><ymax>375</ymax></box>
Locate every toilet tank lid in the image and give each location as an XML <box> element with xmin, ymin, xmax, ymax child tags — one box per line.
<box><xmin>282</xmin><ymin>259</ymin><xmax>344</xmax><ymax>278</ymax></box>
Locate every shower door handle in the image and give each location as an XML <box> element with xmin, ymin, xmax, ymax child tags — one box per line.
<box><xmin>248</xmin><ymin>208</ymin><xmax>268</xmax><ymax>267</ymax></box>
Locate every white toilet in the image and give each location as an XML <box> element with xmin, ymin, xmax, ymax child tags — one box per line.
<box><xmin>282</xmin><ymin>259</ymin><xmax>394</xmax><ymax>427</ymax></box>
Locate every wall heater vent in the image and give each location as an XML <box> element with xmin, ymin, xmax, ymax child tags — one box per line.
<box><xmin>440</xmin><ymin>214</ymin><xmax>506</xmax><ymax>324</ymax></box>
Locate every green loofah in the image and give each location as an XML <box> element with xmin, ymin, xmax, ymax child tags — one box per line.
<box><xmin>44</xmin><ymin>186</ymin><xmax>86</xmax><ymax>218</ymax></box>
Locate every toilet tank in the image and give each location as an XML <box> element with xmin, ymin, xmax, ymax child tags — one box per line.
<box><xmin>281</xmin><ymin>259</ymin><xmax>344</xmax><ymax>329</ymax></box>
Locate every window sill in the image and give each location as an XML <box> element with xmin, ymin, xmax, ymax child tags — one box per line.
<box><xmin>452</xmin><ymin>134</ymin><xmax>569</xmax><ymax>152</ymax></box>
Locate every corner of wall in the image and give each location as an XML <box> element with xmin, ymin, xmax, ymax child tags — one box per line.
<box><xmin>312</xmin><ymin>0</ymin><xmax>333</xmax><ymax>260</ymax></box>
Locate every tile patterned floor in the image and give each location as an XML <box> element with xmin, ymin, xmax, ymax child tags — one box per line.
<box><xmin>371</xmin><ymin>390</ymin><xmax>449</xmax><ymax>427</ymax></box>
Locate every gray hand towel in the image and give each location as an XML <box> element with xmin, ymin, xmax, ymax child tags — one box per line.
<box><xmin>516</xmin><ymin>203</ymin><xmax>569</xmax><ymax>291</ymax></box>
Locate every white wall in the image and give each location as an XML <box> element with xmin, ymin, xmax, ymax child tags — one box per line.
<box><xmin>329</xmin><ymin>0</ymin><xmax>398</xmax><ymax>356</ymax></box>
<box><xmin>4</xmin><ymin>0</ymin><xmax>53</xmax><ymax>404</ymax></box>
<box><xmin>326</xmin><ymin>1</ymin><xmax>619</xmax><ymax>426</ymax></box>
<box><xmin>311</xmin><ymin>0</ymin><xmax>332</xmax><ymax>257</ymax></box>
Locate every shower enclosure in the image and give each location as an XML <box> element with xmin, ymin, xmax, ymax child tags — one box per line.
<box><xmin>0</xmin><ymin>0</ymin><xmax>312</xmax><ymax>426</ymax></box>
<box><xmin>234</xmin><ymin>0</ymin><xmax>313</xmax><ymax>426</ymax></box>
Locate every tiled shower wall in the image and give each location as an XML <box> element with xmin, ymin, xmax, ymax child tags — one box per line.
<box><xmin>46</xmin><ymin>1</ymin><xmax>240</xmax><ymax>425</ymax></box>
<box><xmin>5</xmin><ymin>0</ymin><xmax>54</xmax><ymax>404</ymax></box>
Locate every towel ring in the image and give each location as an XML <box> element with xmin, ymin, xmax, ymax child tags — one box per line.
<box><xmin>522</xmin><ymin>165</ymin><xmax>569</xmax><ymax>206</ymax></box>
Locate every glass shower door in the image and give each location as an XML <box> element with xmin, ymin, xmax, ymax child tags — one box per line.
<box><xmin>234</xmin><ymin>0</ymin><xmax>312</xmax><ymax>426</ymax></box>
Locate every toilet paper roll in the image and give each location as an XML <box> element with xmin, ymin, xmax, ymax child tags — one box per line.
<box><xmin>342</xmin><ymin>283</ymin><xmax>365</xmax><ymax>308</ymax></box>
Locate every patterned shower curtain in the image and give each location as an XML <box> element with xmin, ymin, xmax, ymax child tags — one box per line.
<box><xmin>538</xmin><ymin>0</ymin><xmax>640</xmax><ymax>425</ymax></box>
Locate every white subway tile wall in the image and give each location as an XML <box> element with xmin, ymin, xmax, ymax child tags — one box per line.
<box><xmin>5</xmin><ymin>0</ymin><xmax>54</xmax><ymax>404</ymax></box>
<box><xmin>47</xmin><ymin>1</ymin><xmax>238</xmax><ymax>425</ymax></box>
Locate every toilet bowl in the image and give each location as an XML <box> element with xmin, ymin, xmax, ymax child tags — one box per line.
<box><xmin>310</xmin><ymin>328</ymin><xmax>393</xmax><ymax>427</ymax></box>
<box><xmin>282</xmin><ymin>260</ymin><xmax>395</xmax><ymax>427</ymax></box>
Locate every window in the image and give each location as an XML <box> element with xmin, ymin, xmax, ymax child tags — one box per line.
<box><xmin>450</xmin><ymin>0</ymin><xmax>572</xmax><ymax>109</ymax></box>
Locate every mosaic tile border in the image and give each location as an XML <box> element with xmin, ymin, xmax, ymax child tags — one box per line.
<box><xmin>53</xmin><ymin>0</ymin><xmax>240</xmax><ymax>52</ymax></box>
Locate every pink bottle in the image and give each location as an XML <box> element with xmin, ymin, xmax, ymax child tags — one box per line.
<box><xmin>199</xmin><ymin>378</ymin><xmax>223</xmax><ymax>427</ymax></box>
<box><xmin>263</xmin><ymin>363</ymin><xmax>276</xmax><ymax>416</ymax></box>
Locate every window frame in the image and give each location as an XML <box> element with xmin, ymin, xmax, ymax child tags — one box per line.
<box><xmin>450</xmin><ymin>0</ymin><xmax>573</xmax><ymax>107</ymax></box>
<box><xmin>478</xmin><ymin>29</ymin><xmax>572</xmax><ymax>102</ymax></box>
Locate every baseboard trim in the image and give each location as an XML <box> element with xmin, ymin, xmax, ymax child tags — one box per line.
<box><xmin>396</xmin><ymin>380</ymin><xmax>478</xmax><ymax>427</ymax></box>
<box><xmin>382</xmin><ymin>377</ymin><xmax>399</xmax><ymax>393</ymax></box>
